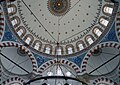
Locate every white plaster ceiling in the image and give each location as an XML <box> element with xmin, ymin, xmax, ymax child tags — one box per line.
<box><xmin>1</xmin><ymin>47</ymin><xmax>33</xmax><ymax>75</ymax></box>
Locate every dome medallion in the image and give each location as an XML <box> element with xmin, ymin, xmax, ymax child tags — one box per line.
<box><xmin>48</xmin><ymin>0</ymin><xmax>70</xmax><ymax>16</ymax></box>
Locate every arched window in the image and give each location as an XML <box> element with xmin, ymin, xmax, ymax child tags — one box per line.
<box><xmin>99</xmin><ymin>17</ymin><xmax>109</xmax><ymax>27</ymax></box>
<box><xmin>7</xmin><ymin>4</ymin><xmax>17</xmax><ymax>15</ymax></box>
<box><xmin>45</xmin><ymin>47</ymin><xmax>51</xmax><ymax>54</ymax></box>
<box><xmin>33</xmin><ymin>40</ymin><xmax>42</xmax><ymax>51</ymax></box>
<box><xmin>16</xmin><ymin>26</ymin><xmax>26</xmax><ymax>38</ymax></box>
<box><xmin>11</xmin><ymin>16</ymin><xmax>21</xmax><ymax>28</ymax></box>
<box><xmin>34</xmin><ymin>42</ymin><xmax>40</xmax><ymax>50</ymax></box>
<box><xmin>66</xmin><ymin>44</ymin><xmax>74</xmax><ymax>54</ymax></box>
<box><xmin>25</xmin><ymin>37</ymin><xmax>32</xmax><ymax>45</ymax></box>
<box><xmin>65</xmin><ymin>71</ymin><xmax>71</xmax><ymax>76</ymax></box>
<box><xmin>44</xmin><ymin>45</ymin><xmax>52</xmax><ymax>54</ymax></box>
<box><xmin>11</xmin><ymin>18</ymin><xmax>17</xmax><ymax>26</ymax></box>
<box><xmin>76</xmin><ymin>41</ymin><xmax>86</xmax><ymax>51</ymax></box>
<box><xmin>85</xmin><ymin>35</ymin><xmax>94</xmax><ymax>45</ymax></box>
<box><xmin>8</xmin><ymin>7</ymin><xmax>14</xmax><ymax>13</ymax></box>
<box><xmin>24</xmin><ymin>34</ymin><xmax>34</xmax><ymax>45</ymax></box>
<box><xmin>47</xmin><ymin>72</ymin><xmax>53</xmax><ymax>76</ymax></box>
<box><xmin>68</xmin><ymin>47</ymin><xmax>73</xmax><ymax>54</ymax></box>
<box><xmin>78</xmin><ymin>44</ymin><xmax>84</xmax><ymax>51</ymax></box>
<box><xmin>17</xmin><ymin>29</ymin><xmax>24</xmax><ymax>36</ymax></box>
<box><xmin>55</xmin><ymin>46</ymin><xmax>63</xmax><ymax>55</ymax></box>
<box><xmin>93</xmin><ymin>27</ymin><xmax>102</xmax><ymax>37</ymax></box>
<box><xmin>56</xmin><ymin>48</ymin><xmax>62</xmax><ymax>55</ymax></box>
<box><xmin>103</xmin><ymin>6</ymin><xmax>113</xmax><ymax>15</ymax></box>
<box><xmin>87</xmin><ymin>37</ymin><xmax>93</xmax><ymax>44</ymax></box>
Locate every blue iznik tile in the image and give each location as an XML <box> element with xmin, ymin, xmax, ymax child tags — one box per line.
<box><xmin>33</xmin><ymin>53</ymin><xmax>51</xmax><ymax>67</ymax></box>
<box><xmin>2</xmin><ymin>22</ymin><xmax>18</xmax><ymax>42</ymax></box>
<box><xmin>101</xmin><ymin>22</ymin><xmax>119</xmax><ymax>43</ymax></box>
<box><xmin>68</xmin><ymin>52</ymin><xmax>87</xmax><ymax>67</ymax></box>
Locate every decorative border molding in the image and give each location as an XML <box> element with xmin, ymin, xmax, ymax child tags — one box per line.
<box><xmin>38</xmin><ymin>59</ymin><xmax>81</xmax><ymax>74</ymax></box>
<box><xmin>81</xmin><ymin>42</ymin><xmax>120</xmax><ymax>73</ymax></box>
<box><xmin>0</xmin><ymin>41</ymin><xmax>38</xmax><ymax>73</ymax></box>
<box><xmin>0</xmin><ymin>5</ymin><xmax>5</xmax><ymax>41</ymax></box>
<box><xmin>1</xmin><ymin>77</ymin><xmax>24</xmax><ymax>85</ymax></box>
<box><xmin>92</xmin><ymin>77</ymin><xmax>117</xmax><ymax>85</ymax></box>
<box><xmin>116</xmin><ymin>12</ymin><xmax>120</xmax><ymax>42</ymax></box>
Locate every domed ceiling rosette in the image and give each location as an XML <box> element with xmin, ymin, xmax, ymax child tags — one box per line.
<box><xmin>47</xmin><ymin>0</ymin><xmax>71</xmax><ymax>16</ymax></box>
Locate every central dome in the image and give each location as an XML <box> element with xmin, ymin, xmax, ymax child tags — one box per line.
<box><xmin>48</xmin><ymin>0</ymin><xmax>70</xmax><ymax>16</ymax></box>
<box><xmin>2</xmin><ymin>0</ymin><xmax>118</xmax><ymax>57</ymax></box>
